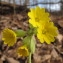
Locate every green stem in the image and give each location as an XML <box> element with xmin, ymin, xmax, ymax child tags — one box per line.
<box><xmin>28</xmin><ymin>53</ymin><xmax>31</xmax><ymax>63</ymax></box>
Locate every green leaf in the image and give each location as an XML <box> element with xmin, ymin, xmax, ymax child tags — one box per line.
<box><xmin>15</xmin><ymin>29</ymin><xmax>26</xmax><ymax>37</ymax></box>
<box><xmin>30</xmin><ymin>35</ymin><xmax>36</xmax><ymax>53</ymax></box>
<box><xmin>23</xmin><ymin>36</ymin><xmax>31</xmax><ymax>46</ymax></box>
<box><xmin>23</xmin><ymin>35</ymin><xmax>36</xmax><ymax>54</ymax></box>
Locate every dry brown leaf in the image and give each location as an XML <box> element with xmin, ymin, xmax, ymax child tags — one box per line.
<box><xmin>7</xmin><ymin>49</ymin><xmax>17</xmax><ymax>58</ymax></box>
<box><xmin>56</xmin><ymin>34</ymin><xmax>63</xmax><ymax>44</ymax></box>
<box><xmin>42</xmin><ymin>55</ymin><xmax>51</xmax><ymax>62</ymax></box>
<box><xmin>17</xmin><ymin>14</ymin><xmax>23</xmax><ymax>21</ymax></box>
<box><xmin>33</xmin><ymin>53</ymin><xmax>42</xmax><ymax>63</ymax></box>
<box><xmin>6</xmin><ymin>57</ymin><xmax>19</xmax><ymax>63</ymax></box>
<box><xmin>1</xmin><ymin>55</ymin><xmax>6</xmax><ymax>61</ymax></box>
<box><xmin>51</xmin><ymin>48</ymin><xmax>59</xmax><ymax>58</ymax></box>
<box><xmin>0</xmin><ymin>59</ymin><xmax>3</xmax><ymax>63</ymax></box>
<box><xmin>58</xmin><ymin>21</ymin><xmax>63</xmax><ymax>28</ymax></box>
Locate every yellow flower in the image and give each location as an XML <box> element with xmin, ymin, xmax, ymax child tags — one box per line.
<box><xmin>28</xmin><ymin>6</ymin><xmax>50</xmax><ymax>27</ymax></box>
<box><xmin>17</xmin><ymin>46</ymin><xmax>29</xmax><ymax>57</ymax></box>
<box><xmin>37</xmin><ymin>21</ymin><xmax>58</xmax><ymax>44</ymax></box>
<box><xmin>2</xmin><ymin>28</ymin><xmax>16</xmax><ymax>46</ymax></box>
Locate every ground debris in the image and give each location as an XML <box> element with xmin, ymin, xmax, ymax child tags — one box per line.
<box><xmin>0</xmin><ymin>12</ymin><xmax>63</xmax><ymax>63</ymax></box>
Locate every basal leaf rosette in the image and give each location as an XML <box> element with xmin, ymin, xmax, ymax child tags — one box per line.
<box><xmin>37</xmin><ymin>21</ymin><xmax>58</xmax><ymax>44</ymax></box>
<box><xmin>17</xmin><ymin>46</ymin><xmax>29</xmax><ymax>57</ymax></box>
<box><xmin>28</xmin><ymin>6</ymin><xmax>50</xmax><ymax>27</ymax></box>
<box><xmin>2</xmin><ymin>28</ymin><xmax>17</xmax><ymax>46</ymax></box>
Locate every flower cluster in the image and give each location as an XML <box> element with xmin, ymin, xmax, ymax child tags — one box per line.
<box><xmin>2</xmin><ymin>28</ymin><xmax>29</xmax><ymax>57</ymax></box>
<box><xmin>1</xmin><ymin>6</ymin><xmax>58</xmax><ymax>62</ymax></box>
<box><xmin>28</xmin><ymin>6</ymin><xmax>58</xmax><ymax>44</ymax></box>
